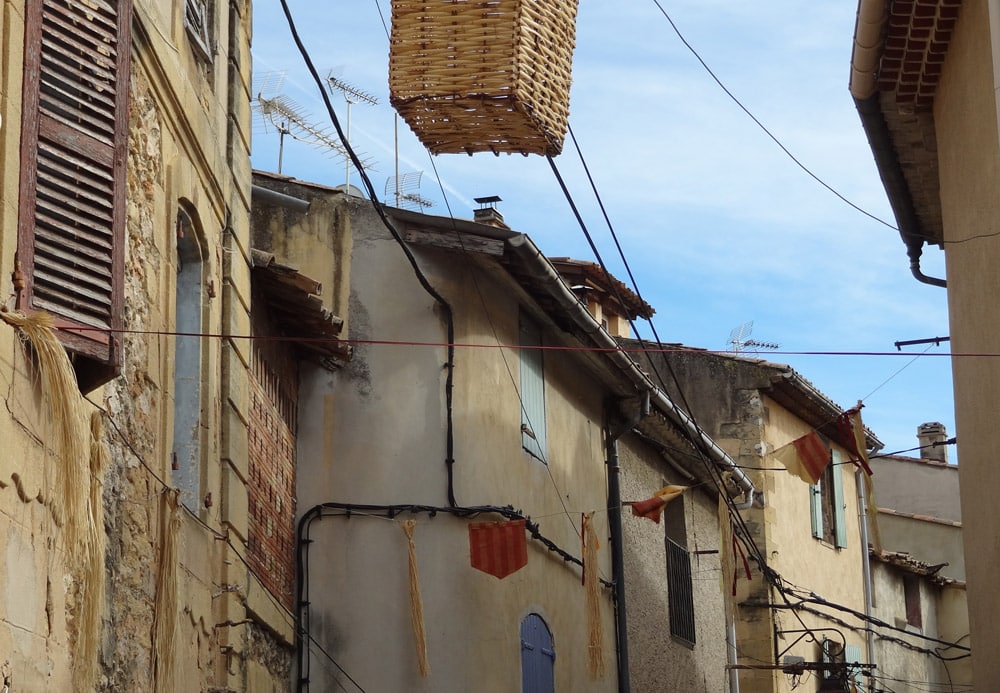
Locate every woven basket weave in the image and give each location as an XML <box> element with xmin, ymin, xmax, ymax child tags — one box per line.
<box><xmin>389</xmin><ymin>0</ymin><xmax>579</xmax><ymax>156</ymax></box>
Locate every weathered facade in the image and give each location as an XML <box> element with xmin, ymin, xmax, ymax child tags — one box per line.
<box><xmin>632</xmin><ymin>349</ymin><xmax>877</xmax><ymax>692</ymax></box>
<box><xmin>850</xmin><ymin>0</ymin><xmax>993</xmax><ymax>685</ymax></box>
<box><xmin>0</xmin><ymin>1</ymin><xmax>297</xmax><ymax>689</ymax></box>
<box><xmin>869</xmin><ymin>550</ymin><xmax>971</xmax><ymax>692</ymax></box>
<box><xmin>251</xmin><ymin>172</ymin><xmax>759</xmax><ymax>692</ymax></box>
<box><xmin>870</xmin><ymin>426</ymin><xmax>964</xmax><ymax>581</ymax></box>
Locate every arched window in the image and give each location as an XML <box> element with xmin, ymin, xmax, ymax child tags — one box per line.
<box><xmin>520</xmin><ymin>613</ymin><xmax>555</xmax><ymax>693</ymax></box>
<box><xmin>173</xmin><ymin>206</ymin><xmax>205</xmax><ymax>510</ymax></box>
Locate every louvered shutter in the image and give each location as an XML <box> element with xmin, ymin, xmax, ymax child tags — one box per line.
<box><xmin>519</xmin><ymin>315</ymin><xmax>547</xmax><ymax>461</ymax></box>
<box><xmin>832</xmin><ymin>450</ymin><xmax>848</xmax><ymax>548</ymax></box>
<box><xmin>17</xmin><ymin>0</ymin><xmax>131</xmax><ymax>389</ymax></box>
<box><xmin>520</xmin><ymin>613</ymin><xmax>555</xmax><ymax>693</ymax></box>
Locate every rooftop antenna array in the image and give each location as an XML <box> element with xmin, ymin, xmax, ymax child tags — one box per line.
<box><xmin>727</xmin><ymin>321</ymin><xmax>780</xmax><ymax>354</ymax></box>
<box><xmin>385</xmin><ymin>171</ymin><xmax>434</xmax><ymax>212</ymax></box>
<box><xmin>251</xmin><ymin>71</ymin><xmax>375</xmax><ymax>178</ymax></box>
<box><xmin>325</xmin><ymin>70</ymin><xmax>378</xmax><ymax>192</ymax></box>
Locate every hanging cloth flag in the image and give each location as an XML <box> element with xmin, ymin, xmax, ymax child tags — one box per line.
<box><xmin>469</xmin><ymin>519</ymin><xmax>528</xmax><ymax>579</ymax></box>
<box><xmin>837</xmin><ymin>405</ymin><xmax>874</xmax><ymax>476</ymax></box>
<box><xmin>628</xmin><ymin>485</ymin><xmax>688</xmax><ymax>523</ymax></box>
<box><xmin>773</xmin><ymin>430</ymin><xmax>830</xmax><ymax>485</ymax></box>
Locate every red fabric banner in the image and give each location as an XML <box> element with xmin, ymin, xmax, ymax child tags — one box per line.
<box><xmin>469</xmin><ymin>519</ymin><xmax>528</xmax><ymax>579</ymax></box>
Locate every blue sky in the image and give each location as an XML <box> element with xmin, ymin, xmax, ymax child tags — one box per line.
<box><xmin>251</xmin><ymin>1</ymin><xmax>955</xmax><ymax>460</ymax></box>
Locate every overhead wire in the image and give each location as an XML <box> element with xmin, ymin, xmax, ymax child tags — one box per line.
<box><xmin>83</xmin><ymin>395</ymin><xmax>369</xmax><ymax>692</ymax></box>
<box><xmin>649</xmin><ymin>0</ymin><xmax>898</xmax><ymax>231</ymax></box>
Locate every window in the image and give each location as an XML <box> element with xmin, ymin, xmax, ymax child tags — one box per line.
<box><xmin>665</xmin><ymin>496</ymin><xmax>696</xmax><ymax>645</ymax></box>
<box><xmin>810</xmin><ymin>450</ymin><xmax>847</xmax><ymax>547</ymax></box>
<box><xmin>17</xmin><ymin>1</ymin><xmax>132</xmax><ymax>391</ymax></box>
<box><xmin>173</xmin><ymin>207</ymin><xmax>205</xmax><ymax>511</ymax></box>
<box><xmin>520</xmin><ymin>613</ymin><xmax>555</xmax><ymax>693</ymax></box>
<box><xmin>903</xmin><ymin>574</ymin><xmax>922</xmax><ymax>629</ymax></box>
<box><xmin>184</xmin><ymin>0</ymin><xmax>213</xmax><ymax>61</ymax></box>
<box><xmin>519</xmin><ymin>314</ymin><xmax>547</xmax><ymax>461</ymax></box>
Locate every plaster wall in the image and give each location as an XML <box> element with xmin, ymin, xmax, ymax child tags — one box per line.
<box><xmin>618</xmin><ymin>434</ymin><xmax>728</xmax><ymax>692</ymax></box>
<box><xmin>296</xmin><ymin>200</ymin><xmax>617</xmax><ymax>691</ymax></box>
<box><xmin>869</xmin><ymin>563</ymin><xmax>967</xmax><ymax>692</ymax></box>
<box><xmin>932</xmin><ymin>0</ymin><xmax>999</xmax><ymax>684</ymax></box>
<box><xmin>869</xmin><ymin>456</ymin><xmax>960</xmax><ymax>521</ymax></box>
<box><xmin>878</xmin><ymin>514</ymin><xmax>964</xmax><ymax>581</ymax></box>
<box><xmin>755</xmin><ymin>396</ymin><xmax>867</xmax><ymax>690</ymax></box>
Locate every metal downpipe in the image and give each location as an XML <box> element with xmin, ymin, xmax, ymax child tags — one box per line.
<box><xmin>605</xmin><ymin>400</ymin><xmax>642</xmax><ymax>693</ymax></box>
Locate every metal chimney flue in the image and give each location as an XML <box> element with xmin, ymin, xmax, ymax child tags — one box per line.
<box><xmin>474</xmin><ymin>195</ymin><xmax>508</xmax><ymax>228</ymax></box>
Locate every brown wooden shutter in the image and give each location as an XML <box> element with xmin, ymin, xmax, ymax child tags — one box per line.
<box><xmin>17</xmin><ymin>0</ymin><xmax>132</xmax><ymax>390</ymax></box>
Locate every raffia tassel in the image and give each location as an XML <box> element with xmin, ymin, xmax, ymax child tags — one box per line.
<box><xmin>0</xmin><ymin>310</ymin><xmax>89</xmax><ymax>552</ymax></box>
<box><xmin>400</xmin><ymin>519</ymin><xmax>430</xmax><ymax>677</ymax></box>
<box><xmin>582</xmin><ymin>512</ymin><xmax>606</xmax><ymax>679</ymax></box>
<box><xmin>152</xmin><ymin>489</ymin><xmax>182</xmax><ymax>693</ymax></box>
<box><xmin>75</xmin><ymin>410</ymin><xmax>111</xmax><ymax>690</ymax></box>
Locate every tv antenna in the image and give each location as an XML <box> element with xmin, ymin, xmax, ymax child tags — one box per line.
<box><xmin>251</xmin><ymin>71</ymin><xmax>375</xmax><ymax>178</ymax></box>
<box><xmin>325</xmin><ymin>70</ymin><xmax>378</xmax><ymax>192</ymax></box>
<box><xmin>727</xmin><ymin>321</ymin><xmax>780</xmax><ymax>354</ymax></box>
<box><xmin>385</xmin><ymin>171</ymin><xmax>434</xmax><ymax>212</ymax></box>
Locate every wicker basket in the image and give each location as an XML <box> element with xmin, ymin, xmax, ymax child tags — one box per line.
<box><xmin>389</xmin><ymin>0</ymin><xmax>579</xmax><ymax>156</ymax></box>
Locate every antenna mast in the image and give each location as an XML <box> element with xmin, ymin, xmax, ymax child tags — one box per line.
<box><xmin>325</xmin><ymin>71</ymin><xmax>378</xmax><ymax>192</ymax></box>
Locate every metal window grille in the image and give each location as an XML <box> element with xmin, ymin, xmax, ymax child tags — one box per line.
<box><xmin>666</xmin><ymin>538</ymin><xmax>696</xmax><ymax>644</ymax></box>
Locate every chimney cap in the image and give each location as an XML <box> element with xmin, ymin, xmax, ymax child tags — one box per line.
<box><xmin>474</xmin><ymin>195</ymin><xmax>502</xmax><ymax>207</ymax></box>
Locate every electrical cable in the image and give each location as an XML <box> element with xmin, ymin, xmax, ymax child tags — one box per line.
<box><xmin>276</xmin><ymin>0</ymin><xmax>459</xmax><ymax>508</ymax></box>
<box><xmin>83</xmin><ymin>395</ymin><xmax>368</xmax><ymax>692</ymax></box>
<box><xmin>649</xmin><ymin>0</ymin><xmax>898</xmax><ymax>231</ymax></box>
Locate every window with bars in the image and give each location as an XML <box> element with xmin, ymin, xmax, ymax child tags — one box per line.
<box><xmin>664</xmin><ymin>496</ymin><xmax>695</xmax><ymax>645</ymax></box>
<box><xmin>17</xmin><ymin>0</ymin><xmax>132</xmax><ymax>391</ymax></box>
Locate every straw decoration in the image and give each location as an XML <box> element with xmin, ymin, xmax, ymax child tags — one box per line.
<box><xmin>152</xmin><ymin>489</ymin><xmax>182</xmax><ymax>693</ymax></box>
<box><xmin>582</xmin><ymin>512</ymin><xmax>605</xmax><ymax>679</ymax></box>
<box><xmin>401</xmin><ymin>519</ymin><xmax>430</xmax><ymax>677</ymax></box>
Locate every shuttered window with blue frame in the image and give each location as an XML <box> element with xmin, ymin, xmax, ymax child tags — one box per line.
<box><xmin>519</xmin><ymin>314</ymin><xmax>547</xmax><ymax>461</ymax></box>
<box><xmin>520</xmin><ymin>613</ymin><xmax>555</xmax><ymax>693</ymax></box>
<box><xmin>810</xmin><ymin>449</ymin><xmax>847</xmax><ymax>548</ymax></box>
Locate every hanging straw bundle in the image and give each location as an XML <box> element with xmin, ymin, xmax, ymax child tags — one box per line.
<box><xmin>152</xmin><ymin>489</ymin><xmax>182</xmax><ymax>693</ymax></box>
<box><xmin>581</xmin><ymin>512</ymin><xmax>605</xmax><ymax>679</ymax></box>
<box><xmin>400</xmin><ymin>519</ymin><xmax>430</xmax><ymax>677</ymax></box>
<box><xmin>389</xmin><ymin>0</ymin><xmax>580</xmax><ymax>155</ymax></box>
<box><xmin>75</xmin><ymin>410</ymin><xmax>110</xmax><ymax>690</ymax></box>
<box><xmin>1</xmin><ymin>310</ymin><xmax>89</xmax><ymax>547</ymax></box>
<box><xmin>0</xmin><ymin>310</ymin><xmax>110</xmax><ymax>687</ymax></box>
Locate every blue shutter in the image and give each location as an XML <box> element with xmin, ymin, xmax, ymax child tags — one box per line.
<box><xmin>519</xmin><ymin>317</ymin><xmax>547</xmax><ymax>461</ymax></box>
<box><xmin>845</xmin><ymin>643</ymin><xmax>864</xmax><ymax>690</ymax></box>
<box><xmin>810</xmin><ymin>481</ymin><xmax>823</xmax><ymax>539</ymax></box>
<box><xmin>520</xmin><ymin>614</ymin><xmax>555</xmax><ymax>693</ymax></box>
<box><xmin>832</xmin><ymin>450</ymin><xmax>847</xmax><ymax>548</ymax></box>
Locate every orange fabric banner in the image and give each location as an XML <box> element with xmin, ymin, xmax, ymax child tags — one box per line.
<box><xmin>629</xmin><ymin>485</ymin><xmax>688</xmax><ymax>523</ymax></box>
<box><xmin>774</xmin><ymin>430</ymin><xmax>830</xmax><ymax>484</ymax></box>
<box><xmin>469</xmin><ymin>519</ymin><xmax>528</xmax><ymax>579</ymax></box>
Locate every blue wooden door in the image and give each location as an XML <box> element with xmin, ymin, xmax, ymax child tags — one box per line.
<box><xmin>520</xmin><ymin>613</ymin><xmax>555</xmax><ymax>693</ymax></box>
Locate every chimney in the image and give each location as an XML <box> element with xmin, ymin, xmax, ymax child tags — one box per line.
<box><xmin>473</xmin><ymin>195</ymin><xmax>508</xmax><ymax>228</ymax></box>
<box><xmin>917</xmin><ymin>422</ymin><xmax>948</xmax><ymax>463</ymax></box>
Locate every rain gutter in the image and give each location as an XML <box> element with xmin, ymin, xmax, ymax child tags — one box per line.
<box><xmin>505</xmin><ymin>234</ymin><xmax>759</xmax><ymax>502</ymax></box>
<box><xmin>850</xmin><ymin>0</ymin><xmax>946</xmax><ymax>288</ymax></box>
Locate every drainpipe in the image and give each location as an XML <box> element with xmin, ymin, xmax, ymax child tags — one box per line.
<box><xmin>505</xmin><ymin>234</ymin><xmax>760</xmax><ymax>505</ymax></box>
<box><xmin>856</xmin><ymin>468</ymin><xmax>877</xmax><ymax>689</ymax></box>
<box><xmin>606</xmin><ymin>397</ymin><xmax>646</xmax><ymax>693</ymax></box>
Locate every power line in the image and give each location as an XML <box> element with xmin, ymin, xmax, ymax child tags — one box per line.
<box><xmin>649</xmin><ymin>0</ymin><xmax>898</xmax><ymax>230</ymax></box>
